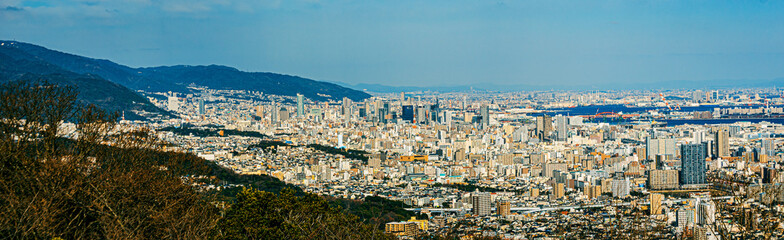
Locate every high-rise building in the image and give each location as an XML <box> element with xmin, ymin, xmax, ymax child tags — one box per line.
<box><xmin>471</xmin><ymin>191</ymin><xmax>491</xmax><ymax>216</ymax></box>
<box><xmin>693</xmin><ymin>130</ymin><xmax>706</xmax><ymax>143</ymax></box>
<box><xmin>646</xmin><ymin>137</ymin><xmax>676</xmax><ymax>160</ymax></box>
<box><xmin>692</xmin><ymin>90</ymin><xmax>703</xmax><ymax>101</ymax></box>
<box><xmin>568</xmin><ymin>116</ymin><xmax>583</xmax><ymax>126</ymax></box>
<box><xmin>320</xmin><ymin>165</ymin><xmax>331</xmax><ymax>181</ymax></box>
<box><xmin>543</xmin><ymin>162</ymin><xmax>568</xmax><ymax>178</ymax></box>
<box><xmin>385</xmin><ymin>222</ymin><xmax>418</xmax><ymax>236</ymax></box>
<box><xmin>762</xmin><ymin>167</ymin><xmax>779</xmax><ymax>184</ymax></box>
<box><xmin>612</xmin><ymin>178</ymin><xmax>630</xmax><ymax>198</ymax></box>
<box><xmin>358</xmin><ymin>107</ymin><xmax>366</xmax><ymax>119</ymax></box>
<box><xmin>442</xmin><ymin>110</ymin><xmax>453</xmax><ymax>126</ymax></box>
<box><xmin>497</xmin><ymin>201</ymin><xmax>511</xmax><ymax>216</ymax></box>
<box><xmin>648</xmin><ymin>170</ymin><xmax>679</xmax><ymax>190</ymax></box>
<box><xmin>635</xmin><ymin>147</ymin><xmax>648</xmax><ymax>163</ymax></box>
<box><xmin>555</xmin><ymin>115</ymin><xmax>568</xmax><ymax>141</ymax></box>
<box><xmin>454</xmin><ymin>149</ymin><xmax>466</xmax><ymax>162</ymax></box>
<box><xmin>402</xmin><ymin>105</ymin><xmax>415</xmax><ymax>122</ymax></box>
<box><xmin>167</xmin><ymin>93</ymin><xmax>179</xmax><ymax>111</ymax></box>
<box><xmin>310</xmin><ymin>108</ymin><xmax>322</xmax><ymax>122</ymax></box>
<box><xmin>377</xmin><ymin>102</ymin><xmax>390</xmax><ymax>124</ymax></box>
<box><xmin>368</xmin><ymin>157</ymin><xmax>381</xmax><ymax>168</ymax></box>
<box><xmin>704</xmin><ymin>140</ymin><xmax>715</xmax><ymax>159</ymax></box>
<box><xmin>270</xmin><ymin>101</ymin><xmax>278</xmax><ymax>124</ymax></box>
<box><xmin>464</xmin><ymin>112</ymin><xmax>475</xmax><ymax>123</ymax></box>
<box><xmin>586</xmin><ymin>185</ymin><xmax>602</xmax><ymax>199</ymax></box>
<box><xmin>512</xmin><ymin>126</ymin><xmax>528</xmax><ymax>142</ymax></box>
<box><xmin>296</xmin><ymin>93</ymin><xmax>304</xmax><ymax>117</ymax></box>
<box><xmin>715</xmin><ymin>129</ymin><xmax>729</xmax><ymax>158</ymax></box>
<box><xmin>626</xmin><ymin>161</ymin><xmax>644</xmax><ymax>176</ymax></box>
<box><xmin>551</xmin><ymin>183</ymin><xmax>565</xmax><ymax>200</ymax></box>
<box><xmin>762</xmin><ymin>138</ymin><xmax>775</xmax><ymax>157</ymax></box>
<box><xmin>279</xmin><ymin>107</ymin><xmax>289</xmax><ymax>122</ymax></box>
<box><xmin>681</xmin><ymin>143</ymin><xmax>707</xmax><ymax>185</ymax></box>
<box><xmin>342</xmin><ymin>97</ymin><xmax>352</xmax><ymax>121</ymax></box>
<box><xmin>536</xmin><ymin>115</ymin><xmax>553</xmax><ymax>141</ymax></box>
<box><xmin>416</xmin><ymin>105</ymin><xmax>428</xmax><ymax>124</ymax></box>
<box><xmin>364</xmin><ymin>101</ymin><xmax>376</xmax><ymax>122</ymax></box>
<box><xmin>677</xmin><ymin>207</ymin><xmax>695</xmax><ymax>232</ymax></box>
<box><xmin>198</xmin><ymin>97</ymin><xmax>205</xmax><ymax>115</ymax></box>
<box><xmin>693</xmin><ymin>226</ymin><xmax>716</xmax><ymax>240</ymax></box>
<box><xmin>254</xmin><ymin>105</ymin><xmax>264</xmax><ymax>118</ymax></box>
<box><xmin>498</xmin><ymin>154</ymin><xmax>514</xmax><ymax>166</ymax></box>
<box><xmin>430</xmin><ymin>99</ymin><xmax>440</xmax><ymax>123</ymax></box>
<box><xmin>529</xmin><ymin>153</ymin><xmax>544</xmax><ymax>166</ymax></box>
<box><xmin>697</xmin><ymin>199</ymin><xmax>716</xmax><ymax>226</ymax></box>
<box><xmin>480</xmin><ymin>104</ymin><xmax>489</xmax><ymax>129</ymax></box>
<box><xmin>529</xmin><ymin>188</ymin><xmax>540</xmax><ymax>198</ymax></box>
<box><xmin>406</xmin><ymin>217</ymin><xmax>428</xmax><ymax>232</ymax></box>
<box><xmin>650</xmin><ymin>193</ymin><xmax>663</xmax><ymax>215</ymax></box>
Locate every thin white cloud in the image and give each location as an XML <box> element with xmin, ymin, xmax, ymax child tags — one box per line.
<box><xmin>1</xmin><ymin>0</ymin><xmax>320</xmax><ymax>18</ymax></box>
<box><xmin>161</xmin><ymin>2</ymin><xmax>212</xmax><ymax>13</ymax></box>
<box><xmin>0</xmin><ymin>0</ymin><xmax>23</xmax><ymax>6</ymax></box>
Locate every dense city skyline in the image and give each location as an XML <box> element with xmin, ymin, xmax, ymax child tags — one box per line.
<box><xmin>2</xmin><ymin>0</ymin><xmax>784</xmax><ymax>87</ymax></box>
<box><xmin>2</xmin><ymin>1</ymin><xmax>784</xmax><ymax>239</ymax></box>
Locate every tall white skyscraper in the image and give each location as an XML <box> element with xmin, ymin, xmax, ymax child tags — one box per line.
<box><xmin>342</xmin><ymin>97</ymin><xmax>352</xmax><ymax>121</ymax></box>
<box><xmin>197</xmin><ymin>97</ymin><xmax>205</xmax><ymax>115</ymax></box>
<box><xmin>555</xmin><ymin>115</ymin><xmax>568</xmax><ymax>141</ymax></box>
<box><xmin>693</xmin><ymin>130</ymin><xmax>705</xmax><ymax>143</ymax></box>
<box><xmin>296</xmin><ymin>93</ymin><xmax>304</xmax><ymax>117</ymax></box>
<box><xmin>338</xmin><ymin>134</ymin><xmax>344</xmax><ymax>148</ymax></box>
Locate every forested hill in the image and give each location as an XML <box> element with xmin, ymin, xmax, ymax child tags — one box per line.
<box><xmin>0</xmin><ymin>81</ymin><xmax>400</xmax><ymax>239</ymax></box>
<box><xmin>0</xmin><ymin>40</ymin><xmax>371</xmax><ymax>101</ymax></box>
<box><xmin>0</xmin><ymin>42</ymin><xmax>167</xmax><ymax>119</ymax></box>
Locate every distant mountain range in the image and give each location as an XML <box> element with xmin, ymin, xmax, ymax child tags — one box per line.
<box><xmin>0</xmin><ymin>41</ymin><xmax>371</xmax><ymax>105</ymax></box>
<box><xmin>335</xmin><ymin>78</ymin><xmax>783</xmax><ymax>93</ymax></box>
<box><xmin>0</xmin><ymin>42</ymin><xmax>167</xmax><ymax>120</ymax></box>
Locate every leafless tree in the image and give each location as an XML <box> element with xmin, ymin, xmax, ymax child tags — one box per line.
<box><xmin>0</xmin><ymin>80</ymin><xmax>219</xmax><ymax>239</ymax></box>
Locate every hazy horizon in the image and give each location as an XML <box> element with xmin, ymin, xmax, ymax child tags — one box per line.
<box><xmin>2</xmin><ymin>0</ymin><xmax>783</xmax><ymax>88</ymax></box>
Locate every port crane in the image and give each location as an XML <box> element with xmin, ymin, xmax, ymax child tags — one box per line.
<box><xmin>659</xmin><ymin>93</ymin><xmax>673</xmax><ymax>111</ymax></box>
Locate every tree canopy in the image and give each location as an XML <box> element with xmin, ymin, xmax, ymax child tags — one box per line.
<box><xmin>0</xmin><ymin>80</ymin><xmax>399</xmax><ymax>239</ymax></box>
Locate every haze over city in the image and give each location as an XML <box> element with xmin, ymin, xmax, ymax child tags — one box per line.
<box><xmin>2</xmin><ymin>0</ymin><xmax>784</xmax><ymax>88</ymax></box>
<box><xmin>2</xmin><ymin>1</ymin><xmax>784</xmax><ymax>239</ymax></box>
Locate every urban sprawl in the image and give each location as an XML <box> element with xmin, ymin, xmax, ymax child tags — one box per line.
<box><xmin>130</xmin><ymin>88</ymin><xmax>783</xmax><ymax>239</ymax></box>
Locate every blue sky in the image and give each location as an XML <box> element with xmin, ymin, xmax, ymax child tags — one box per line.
<box><xmin>1</xmin><ymin>0</ymin><xmax>783</xmax><ymax>87</ymax></box>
